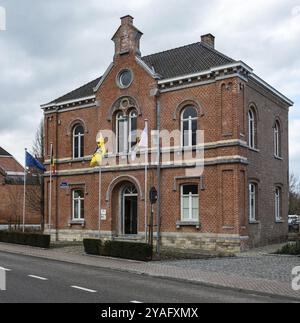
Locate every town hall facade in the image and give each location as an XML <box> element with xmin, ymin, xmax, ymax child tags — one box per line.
<box><xmin>42</xmin><ymin>16</ymin><xmax>293</xmax><ymax>253</ymax></box>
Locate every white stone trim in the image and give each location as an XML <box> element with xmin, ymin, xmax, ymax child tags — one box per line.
<box><xmin>135</xmin><ymin>56</ymin><xmax>161</xmax><ymax>79</ymax></box>
<box><xmin>93</xmin><ymin>62</ymin><xmax>114</xmax><ymax>92</ymax></box>
<box><xmin>158</xmin><ymin>61</ymin><xmax>253</xmax><ymax>85</ymax></box>
<box><xmin>250</xmin><ymin>74</ymin><xmax>293</xmax><ymax>106</ymax></box>
<box><xmin>41</xmin><ymin>95</ymin><xmax>96</xmax><ymax>110</ymax></box>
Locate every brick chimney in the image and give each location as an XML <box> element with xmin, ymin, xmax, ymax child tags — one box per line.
<box><xmin>112</xmin><ymin>15</ymin><xmax>143</xmax><ymax>57</ymax></box>
<box><xmin>201</xmin><ymin>34</ymin><xmax>215</xmax><ymax>49</ymax></box>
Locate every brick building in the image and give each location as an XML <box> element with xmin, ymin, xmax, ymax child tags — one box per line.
<box><xmin>0</xmin><ymin>147</ymin><xmax>42</xmax><ymax>228</ymax></box>
<box><xmin>42</xmin><ymin>16</ymin><xmax>293</xmax><ymax>252</ymax></box>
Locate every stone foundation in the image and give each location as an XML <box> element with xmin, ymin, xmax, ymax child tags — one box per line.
<box><xmin>160</xmin><ymin>233</ymin><xmax>249</xmax><ymax>254</ymax></box>
<box><xmin>48</xmin><ymin>229</ymin><xmax>248</xmax><ymax>254</ymax></box>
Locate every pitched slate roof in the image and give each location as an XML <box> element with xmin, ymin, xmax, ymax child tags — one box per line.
<box><xmin>0</xmin><ymin>147</ymin><xmax>12</xmax><ymax>157</ymax></box>
<box><xmin>48</xmin><ymin>76</ymin><xmax>102</xmax><ymax>105</ymax></box>
<box><xmin>46</xmin><ymin>42</ymin><xmax>235</xmax><ymax>105</ymax></box>
<box><xmin>142</xmin><ymin>42</ymin><xmax>235</xmax><ymax>79</ymax></box>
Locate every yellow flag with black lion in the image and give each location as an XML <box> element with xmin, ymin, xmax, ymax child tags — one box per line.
<box><xmin>90</xmin><ymin>132</ymin><xmax>107</xmax><ymax>167</ymax></box>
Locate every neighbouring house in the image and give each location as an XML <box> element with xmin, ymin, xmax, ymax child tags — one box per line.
<box><xmin>41</xmin><ymin>15</ymin><xmax>293</xmax><ymax>252</ymax></box>
<box><xmin>0</xmin><ymin>147</ymin><xmax>42</xmax><ymax>229</ymax></box>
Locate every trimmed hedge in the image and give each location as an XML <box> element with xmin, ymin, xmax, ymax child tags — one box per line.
<box><xmin>276</xmin><ymin>242</ymin><xmax>300</xmax><ymax>255</ymax></box>
<box><xmin>83</xmin><ymin>239</ymin><xmax>152</xmax><ymax>261</ymax></box>
<box><xmin>0</xmin><ymin>231</ymin><xmax>51</xmax><ymax>249</ymax></box>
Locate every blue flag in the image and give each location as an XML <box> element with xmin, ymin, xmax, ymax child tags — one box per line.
<box><xmin>25</xmin><ymin>151</ymin><xmax>46</xmax><ymax>172</ymax></box>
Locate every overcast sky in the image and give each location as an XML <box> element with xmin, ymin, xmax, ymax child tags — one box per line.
<box><xmin>0</xmin><ymin>0</ymin><xmax>299</xmax><ymax>176</ymax></box>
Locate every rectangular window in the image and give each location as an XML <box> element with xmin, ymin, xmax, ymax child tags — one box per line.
<box><xmin>249</xmin><ymin>183</ymin><xmax>257</xmax><ymax>222</ymax></box>
<box><xmin>181</xmin><ymin>185</ymin><xmax>199</xmax><ymax>222</ymax></box>
<box><xmin>72</xmin><ymin>190</ymin><xmax>84</xmax><ymax>220</ymax></box>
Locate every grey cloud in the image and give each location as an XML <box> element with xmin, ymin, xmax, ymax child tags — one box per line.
<box><xmin>0</xmin><ymin>0</ymin><xmax>299</xmax><ymax>173</ymax></box>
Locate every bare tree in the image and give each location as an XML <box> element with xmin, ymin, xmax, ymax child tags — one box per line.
<box><xmin>30</xmin><ymin>118</ymin><xmax>45</xmax><ymax>230</ymax></box>
<box><xmin>32</xmin><ymin>119</ymin><xmax>44</xmax><ymax>159</ymax></box>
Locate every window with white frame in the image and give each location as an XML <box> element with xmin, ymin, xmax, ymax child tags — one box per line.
<box><xmin>181</xmin><ymin>106</ymin><xmax>198</xmax><ymax>147</ymax></box>
<box><xmin>275</xmin><ymin>187</ymin><xmax>282</xmax><ymax>222</ymax></box>
<box><xmin>73</xmin><ymin>124</ymin><xmax>84</xmax><ymax>159</ymax></box>
<box><xmin>249</xmin><ymin>183</ymin><xmax>257</xmax><ymax>222</ymax></box>
<box><xmin>274</xmin><ymin>121</ymin><xmax>281</xmax><ymax>158</ymax></box>
<box><xmin>129</xmin><ymin>110</ymin><xmax>138</xmax><ymax>151</ymax></box>
<box><xmin>72</xmin><ymin>189</ymin><xmax>84</xmax><ymax>220</ymax></box>
<box><xmin>248</xmin><ymin>108</ymin><xmax>256</xmax><ymax>149</ymax></box>
<box><xmin>116</xmin><ymin>110</ymin><xmax>138</xmax><ymax>154</ymax></box>
<box><xmin>181</xmin><ymin>185</ymin><xmax>199</xmax><ymax>222</ymax></box>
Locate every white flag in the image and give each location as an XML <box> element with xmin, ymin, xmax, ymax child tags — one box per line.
<box><xmin>131</xmin><ymin>124</ymin><xmax>148</xmax><ymax>161</ymax></box>
<box><xmin>139</xmin><ymin>124</ymin><xmax>148</xmax><ymax>148</ymax></box>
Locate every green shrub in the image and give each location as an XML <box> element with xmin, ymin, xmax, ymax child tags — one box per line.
<box><xmin>83</xmin><ymin>239</ymin><xmax>102</xmax><ymax>255</ymax></box>
<box><xmin>83</xmin><ymin>239</ymin><xmax>153</xmax><ymax>261</ymax></box>
<box><xmin>0</xmin><ymin>231</ymin><xmax>50</xmax><ymax>249</ymax></box>
<box><xmin>276</xmin><ymin>242</ymin><xmax>300</xmax><ymax>255</ymax></box>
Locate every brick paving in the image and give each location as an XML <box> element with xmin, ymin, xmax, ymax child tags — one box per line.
<box><xmin>0</xmin><ymin>242</ymin><xmax>299</xmax><ymax>301</ymax></box>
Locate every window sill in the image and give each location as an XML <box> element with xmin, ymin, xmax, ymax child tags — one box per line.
<box><xmin>176</xmin><ymin>221</ymin><xmax>201</xmax><ymax>229</ymax></box>
<box><xmin>71</xmin><ymin>158</ymin><xmax>85</xmax><ymax>162</ymax></box>
<box><xmin>249</xmin><ymin>220</ymin><xmax>260</xmax><ymax>225</ymax></box>
<box><xmin>274</xmin><ymin>156</ymin><xmax>283</xmax><ymax>161</ymax></box>
<box><xmin>275</xmin><ymin>220</ymin><xmax>285</xmax><ymax>224</ymax></box>
<box><xmin>69</xmin><ymin>220</ymin><xmax>85</xmax><ymax>227</ymax></box>
<box><xmin>248</xmin><ymin>147</ymin><xmax>260</xmax><ymax>153</ymax></box>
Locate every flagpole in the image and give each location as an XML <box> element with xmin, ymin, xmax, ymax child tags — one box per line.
<box><xmin>144</xmin><ymin>120</ymin><xmax>148</xmax><ymax>243</ymax></box>
<box><xmin>98</xmin><ymin>165</ymin><xmax>102</xmax><ymax>239</ymax></box>
<box><xmin>49</xmin><ymin>143</ymin><xmax>53</xmax><ymax>235</ymax></box>
<box><xmin>22</xmin><ymin>148</ymin><xmax>27</xmax><ymax>233</ymax></box>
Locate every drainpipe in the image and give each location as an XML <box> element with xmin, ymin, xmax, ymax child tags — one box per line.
<box><xmin>155</xmin><ymin>90</ymin><xmax>161</xmax><ymax>256</ymax></box>
<box><xmin>55</xmin><ymin>108</ymin><xmax>59</xmax><ymax>242</ymax></box>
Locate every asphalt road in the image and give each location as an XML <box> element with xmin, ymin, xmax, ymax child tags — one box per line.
<box><xmin>0</xmin><ymin>251</ymin><xmax>295</xmax><ymax>303</ymax></box>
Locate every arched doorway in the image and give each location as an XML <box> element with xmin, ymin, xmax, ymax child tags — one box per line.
<box><xmin>121</xmin><ymin>184</ymin><xmax>138</xmax><ymax>235</ymax></box>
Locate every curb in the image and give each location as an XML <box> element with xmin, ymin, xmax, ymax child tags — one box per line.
<box><xmin>0</xmin><ymin>246</ymin><xmax>299</xmax><ymax>302</ymax></box>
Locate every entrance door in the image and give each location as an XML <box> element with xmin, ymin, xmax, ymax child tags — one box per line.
<box><xmin>121</xmin><ymin>185</ymin><xmax>138</xmax><ymax>235</ymax></box>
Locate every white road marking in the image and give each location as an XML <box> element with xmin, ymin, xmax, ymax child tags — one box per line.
<box><xmin>0</xmin><ymin>267</ymin><xmax>11</xmax><ymax>272</ymax></box>
<box><xmin>71</xmin><ymin>286</ymin><xmax>97</xmax><ymax>293</ymax></box>
<box><xmin>130</xmin><ymin>301</ymin><xmax>143</xmax><ymax>303</ymax></box>
<box><xmin>28</xmin><ymin>275</ymin><xmax>48</xmax><ymax>281</ymax></box>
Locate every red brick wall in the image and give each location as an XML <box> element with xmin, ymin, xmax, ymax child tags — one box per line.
<box><xmin>43</xmin><ymin>46</ymin><xmax>289</xmax><ymax>249</ymax></box>
<box><xmin>0</xmin><ymin>175</ymin><xmax>42</xmax><ymax>226</ymax></box>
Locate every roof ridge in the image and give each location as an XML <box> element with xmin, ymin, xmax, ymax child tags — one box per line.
<box><xmin>199</xmin><ymin>41</ymin><xmax>236</xmax><ymax>63</ymax></box>
<box><xmin>142</xmin><ymin>41</ymin><xmax>201</xmax><ymax>60</ymax></box>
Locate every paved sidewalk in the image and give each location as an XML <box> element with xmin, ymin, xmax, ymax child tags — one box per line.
<box><xmin>0</xmin><ymin>242</ymin><xmax>299</xmax><ymax>301</ymax></box>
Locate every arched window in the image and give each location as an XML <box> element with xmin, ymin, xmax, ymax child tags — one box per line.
<box><xmin>129</xmin><ymin>110</ymin><xmax>138</xmax><ymax>151</ymax></box>
<box><xmin>116</xmin><ymin>110</ymin><xmax>138</xmax><ymax>154</ymax></box>
<box><xmin>181</xmin><ymin>106</ymin><xmax>198</xmax><ymax>147</ymax></box>
<box><xmin>73</xmin><ymin>124</ymin><xmax>84</xmax><ymax>159</ymax></box>
<box><xmin>116</xmin><ymin>112</ymin><xmax>128</xmax><ymax>154</ymax></box>
<box><xmin>274</xmin><ymin>121</ymin><xmax>281</xmax><ymax>158</ymax></box>
<box><xmin>248</xmin><ymin>108</ymin><xmax>257</xmax><ymax>149</ymax></box>
<box><xmin>275</xmin><ymin>187</ymin><xmax>282</xmax><ymax>222</ymax></box>
<box><xmin>249</xmin><ymin>183</ymin><xmax>258</xmax><ymax>222</ymax></box>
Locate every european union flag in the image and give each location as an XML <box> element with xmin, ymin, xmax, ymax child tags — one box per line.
<box><xmin>25</xmin><ymin>151</ymin><xmax>46</xmax><ymax>172</ymax></box>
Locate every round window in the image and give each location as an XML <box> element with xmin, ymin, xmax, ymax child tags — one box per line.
<box><xmin>118</xmin><ymin>69</ymin><xmax>133</xmax><ymax>88</ymax></box>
